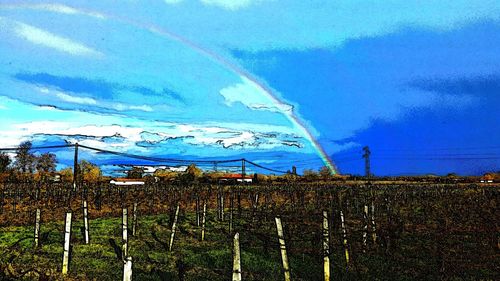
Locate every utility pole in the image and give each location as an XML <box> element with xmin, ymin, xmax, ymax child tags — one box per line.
<box><xmin>363</xmin><ymin>146</ymin><xmax>371</xmax><ymax>178</ymax></box>
<box><xmin>241</xmin><ymin>159</ymin><xmax>246</xmax><ymax>183</ymax></box>
<box><xmin>73</xmin><ymin>143</ymin><xmax>79</xmax><ymax>192</ymax></box>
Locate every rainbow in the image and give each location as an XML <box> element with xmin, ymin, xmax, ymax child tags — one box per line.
<box><xmin>0</xmin><ymin>2</ymin><xmax>339</xmax><ymax>173</ymax></box>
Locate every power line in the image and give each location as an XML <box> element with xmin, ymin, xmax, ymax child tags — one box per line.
<box><xmin>78</xmin><ymin>144</ymin><xmax>242</xmax><ymax>164</ymax></box>
<box><xmin>0</xmin><ymin>143</ymin><xmax>293</xmax><ymax>174</ymax></box>
<box><xmin>244</xmin><ymin>159</ymin><xmax>290</xmax><ymax>174</ymax></box>
<box><xmin>374</xmin><ymin>145</ymin><xmax>500</xmax><ymax>152</ymax></box>
<box><xmin>79</xmin><ymin>144</ymin><xmax>291</xmax><ymax>174</ymax></box>
<box><xmin>0</xmin><ymin>144</ymin><xmax>75</xmax><ymax>151</ymax></box>
<box><xmin>374</xmin><ymin>153</ymin><xmax>500</xmax><ymax>157</ymax></box>
<box><xmin>373</xmin><ymin>157</ymin><xmax>500</xmax><ymax>160</ymax></box>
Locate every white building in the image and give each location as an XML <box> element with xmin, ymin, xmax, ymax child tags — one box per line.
<box><xmin>110</xmin><ymin>178</ymin><xmax>145</xmax><ymax>186</ymax></box>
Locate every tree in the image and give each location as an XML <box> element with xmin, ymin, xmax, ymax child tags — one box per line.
<box><xmin>303</xmin><ymin>169</ymin><xmax>318</xmax><ymax>181</ymax></box>
<box><xmin>178</xmin><ymin>164</ymin><xmax>202</xmax><ymax>185</ymax></box>
<box><xmin>283</xmin><ymin>173</ymin><xmax>298</xmax><ymax>182</ymax></box>
<box><xmin>154</xmin><ymin>169</ymin><xmax>179</xmax><ymax>181</ymax></box>
<box><xmin>15</xmin><ymin>141</ymin><xmax>36</xmax><ymax>173</ymax></box>
<box><xmin>0</xmin><ymin>152</ymin><xmax>11</xmax><ymax>173</ymax></box>
<box><xmin>186</xmin><ymin>164</ymin><xmax>203</xmax><ymax>178</ymax></box>
<box><xmin>35</xmin><ymin>152</ymin><xmax>57</xmax><ymax>182</ymax></box>
<box><xmin>256</xmin><ymin>173</ymin><xmax>269</xmax><ymax>183</ymax></box>
<box><xmin>36</xmin><ymin>153</ymin><xmax>57</xmax><ymax>173</ymax></box>
<box><xmin>319</xmin><ymin>166</ymin><xmax>332</xmax><ymax>180</ymax></box>
<box><xmin>79</xmin><ymin>160</ymin><xmax>102</xmax><ymax>182</ymax></box>
<box><xmin>59</xmin><ymin>167</ymin><xmax>74</xmax><ymax>182</ymax></box>
<box><xmin>127</xmin><ymin>167</ymin><xmax>144</xmax><ymax>179</ymax></box>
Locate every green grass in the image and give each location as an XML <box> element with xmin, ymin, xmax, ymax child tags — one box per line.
<box><xmin>0</xmin><ymin>211</ymin><xmax>298</xmax><ymax>280</ymax></box>
<box><xmin>0</xmin><ymin>207</ymin><xmax>498</xmax><ymax>280</ymax></box>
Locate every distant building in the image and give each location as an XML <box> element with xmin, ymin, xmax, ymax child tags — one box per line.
<box><xmin>219</xmin><ymin>174</ymin><xmax>253</xmax><ymax>183</ymax></box>
<box><xmin>480</xmin><ymin>174</ymin><xmax>495</xmax><ymax>183</ymax></box>
<box><xmin>110</xmin><ymin>178</ymin><xmax>145</xmax><ymax>186</ymax></box>
<box><xmin>50</xmin><ymin>174</ymin><xmax>61</xmax><ymax>183</ymax></box>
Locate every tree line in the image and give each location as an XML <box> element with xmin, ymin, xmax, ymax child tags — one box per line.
<box><xmin>0</xmin><ymin>141</ymin><xmax>102</xmax><ymax>183</ymax></box>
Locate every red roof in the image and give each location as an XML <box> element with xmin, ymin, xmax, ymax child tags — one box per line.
<box><xmin>112</xmin><ymin>178</ymin><xmax>145</xmax><ymax>182</ymax></box>
<box><xmin>219</xmin><ymin>174</ymin><xmax>253</xmax><ymax>179</ymax></box>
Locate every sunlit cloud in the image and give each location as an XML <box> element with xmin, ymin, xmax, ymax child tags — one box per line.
<box><xmin>2</xmin><ymin>121</ymin><xmax>303</xmax><ymax>152</ymax></box>
<box><xmin>0</xmin><ymin>3</ymin><xmax>106</xmax><ymax>19</ymax></box>
<box><xmin>14</xmin><ymin>21</ymin><xmax>103</xmax><ymax>57</ymax></box>
<box><xmin>220</xmin><ymin>76</ymin><xmax>293</xmax><ymax>113</ymax></box>
<box><xmin>55</xmin><ymin>92</ymin><xmax>97</xmax><ymax>105</ymax></box>
<box><xmin>35</xmin><ymin>87</ymin><xmax>155</xmax><ymax>112</ymax></box>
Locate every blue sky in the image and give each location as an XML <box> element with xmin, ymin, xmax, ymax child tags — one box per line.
<box><xmin>0</xmin><ymin>1</ymin><xmax>499</xmax><ymax>175</ymax></box>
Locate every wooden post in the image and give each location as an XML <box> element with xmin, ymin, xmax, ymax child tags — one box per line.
<box><xmin>34</xmin><ymin>208</ymin><xmax>41</xmax><ymax>247</ymax></box>
<box><xmin>252</xmin><ymin>193</ymin><xmax>259</xmax><ymax>223</ymax></box>
<box><xmin>371</xmin><ymin>202</ymin><xmax>377</xmax><ymax>244</ymax></box>
<box><xmin>122</xmin><ymin>208</ymin><xmax>128</xmax><ymax>259</ymax></box>
<box><xmin>196</xmin><ymin>194</ymin><xmax>200</xmax><ymax>227</ymax></box>
<box><xmin>232</xmin><ymin>232</ymin><xmax>242</xmax><ymax>281</ymax></box>
<box><xmin>322</xmin><ymin>211</ymin><xmax>330</xmax><ymax>281</ymax></box>
<box><xmin>123</xmin><ymin>256</ymin><xmax>132</xmax><ymax>281</ymax></box>
<box><xmin>237</xmin><ymin>188</ymin><xmax>242</xmax><ymax>218</ymax></box>
<box><xmin>62</xmin><ymin>212</ymin><xmax>72</xmax><ymax>275</ymax></box>
<box><xmin>220</xmin><ymin>191</ymin><xmax>224</xmax><ymax>221</ymax></box>
<box><xmin>73</xmin><ymin>143</ymin><xmax>78</xmax><ymax>192</ymax></box>
<box><xmin>83</xmin><ymin>200</ymin><xmax>89</xmax><ymax>244</ymax></box>
<box><xmin>217</xmin><ymin>190</ymin><xmax>221</xmax><ymax>221</ymax></box>
<box><xmin>201</xmin><ymin>202</ymin><xmax>207</xmax><ymax>241</ymax></box>
<box><xmin>275</xmin><ymin>217</ymin><xmax>291</xmax><ymax>281</ymax></box>
<box><xmin>340</xmin><ymin>211</ymin><xmax>350</xmax><ymax>266</ymax></box>
<box><xmin>132</xmin><ymin>202</ymin><xmax>138</xmax><ymax>236</ymax></box>
<box><xmin>169</xmin><ymin>204</ymin><xmax>180</xmax><ymax>251</ymax></box>
<box><xmin>229</xmin><ymin>190</ymin><xmax>234</xmax><ymax>234</ymax></box>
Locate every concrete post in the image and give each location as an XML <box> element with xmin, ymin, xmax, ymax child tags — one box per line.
<box><xmin>122</xmin><ymin>208</ymin><xmax>128</xmax><ymax>259</ymax></box>
<box><xmin>34</xmin><ymin>208</ymin><xmax>41</xmax><ymax>247</ymax></box>
<box><xmin>169</xmin><ymin>204</ymin><xmax>180</xmax><ymax>251</ymax></box>
<box><xmin>322</xmin><ymin>211</ymin><xmax>330</xmax><ymax>281</ymax></box>
<box><xmin>201</xmin><ymin>202</ymin><xmax>207</xmax><ymax>241</ymax></box>
<box><xmin>275</xmin><ymin>217</ymin><xmax>291</xmax><ymax>281</ymax></box>
<box><xmin>232</xmin><ymin>233</ymin><xmax>242</xmax><ymax>281</ymax></box>
<box><xmin>340</xmin><ymin>211</ymin><xmax>350</xmax><ymax>266</ymax></box>
<box><xmin>123</xmin><ymin>256</ymin><xmax>132</xmax><ymax>281</ymax></box>
<box><xmin>83</xmin><ymin>200</ymin><xmax>89</xmax><ymax>244</ymax></box>
<box><xmin>62</xmin><ymin>212</ymin><xmax>72</xmax><ymax>275</ymax></box>
<box><xmin>132</xmin><ymin>202</ymin><xmax>138</xmax><ymax>236</ymax></box>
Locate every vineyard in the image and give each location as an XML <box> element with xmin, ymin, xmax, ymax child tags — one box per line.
<box><xmin>0</xmin><ymin>182</ymin><xmax>498</xmax><ymax>280</ymax></box>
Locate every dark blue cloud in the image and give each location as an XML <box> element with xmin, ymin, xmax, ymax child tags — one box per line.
<box><xmin>13</xmin><ymin>72</ymin><xmax>185</xmax><ymax>102</ymax></box>
<box><xmin>232</xmin><ymin>22</ymin><xmax>500</xmax><ymax>175</ymax></box>
<box><xmin>336</xmin><ymin>76</ymin><xmax>500</xmax><ymax>175</ymax></box>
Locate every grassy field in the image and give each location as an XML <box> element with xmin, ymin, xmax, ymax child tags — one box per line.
<box><xmin>0</xmin><ymin>211</ymin><xmax>318</xmax><ymax>281</ymax></box>
<box><xmin>0</xmin><ymin>183</ymin><xmax>498</xmax><ymax>280</ymax></box>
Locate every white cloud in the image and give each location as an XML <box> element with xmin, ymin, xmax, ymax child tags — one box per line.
<box><xmin>1</xmin><ymin>3</ymin><xmax>106</xmax><ymax>19</ymax></box>
<box><xmin>35</xmin><ymin>87</ymin><xmax>153</xmax><ymax>111</ymax></box>
<box><xmin>220</xmin><ymin>76</ymin><xmax>293</xmax><ymax>113</ymax></box>
<box><xmin>35</xmin><ymin>105</ymin><xmax>61</xmax><ymax>111</ymax></box>
<box><xmin>0</xmin><ymin>105</ymin><xmax>7</xmax><ymax>110</ymax></box>
<box><xmin>1</xmin><ymin>119</ymin><xmax>303</xmax><ymax>152</ymax></box>
<box><xmin>114</xmin><ymin>104</ymin><xmax>154</xmax><ymax>112</ymax></box>
<box><xmin>192</xmin><ymin>131</ymin><xmax>256</xmax><ymax>148</ymax></box>
<box><xmin>55</xmin><ymin>92</ymin><xmax>97</xmax><ymax>105</ymax></box>
<box><xmin>14</xmin><ymin>21</ymin><xmax>103</xmax><ymax>57</ymax></box>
